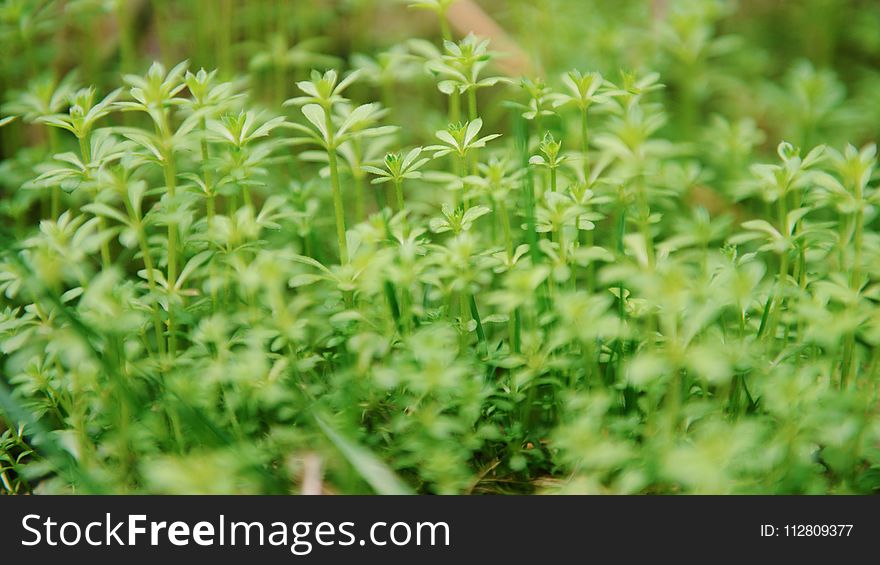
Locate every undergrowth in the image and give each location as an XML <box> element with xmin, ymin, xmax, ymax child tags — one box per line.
<box><xmin>1</xmin><ymin>0</ymin><xmax>880</xmax><ymax>494</ymax></box>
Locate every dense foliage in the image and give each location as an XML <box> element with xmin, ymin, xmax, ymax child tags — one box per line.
<box><xmin>2</xmin><ymin>0</ymin><xmax>880</xmax><ymax>494</ymax></box>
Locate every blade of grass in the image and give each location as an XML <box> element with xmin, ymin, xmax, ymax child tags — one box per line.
<box><xmin>313</xmin><ymin>413</ymin><xmax>413</xmax><ymax>495</ymax></box>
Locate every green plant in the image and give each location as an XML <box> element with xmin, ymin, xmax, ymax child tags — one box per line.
<box><xmin>2</xmin><ymin>0</ymin><xmax>880</xmax><ymax>496</ymax></box>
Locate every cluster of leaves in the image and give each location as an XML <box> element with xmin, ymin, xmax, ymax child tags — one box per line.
<box><xmin>1</xmin><ymin>0</ymin><xmax>879</xmax><ymax>494</ymax></box>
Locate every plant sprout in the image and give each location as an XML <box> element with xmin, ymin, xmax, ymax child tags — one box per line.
<box><xmin>362</xmin><ymin>148</ymin><xmax>429</xmax><ymax>214</ymax></box>
<box><xmin>286</xmin><ymin>70</ymin><xmax>368</xmax><ymax>265</ymax></box>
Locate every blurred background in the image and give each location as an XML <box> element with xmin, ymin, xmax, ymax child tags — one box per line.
<box><xmin>3</xmin><ymin>1</ymin><xmax>880</xmax><ymax>137</ymax></box>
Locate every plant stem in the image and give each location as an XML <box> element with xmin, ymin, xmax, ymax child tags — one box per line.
<box><xmin>842</xmin><ymin>188</ymin><xmax>865</xmax><ymax>388</ymax></box>
<box><xmin>557</xmin><ymin>222</ymin><xmax>567</xmax><ymax>266</ymax></box>
<box><xmin>399</xmin><ymin>282</ymin><xmax>412</xmax><ymax>334</ymax></box>
<box><xmin>469</xmin><ymin>294</ymin><xmax>487</xmax><ymax>357</ymax></box>
<box><xmin>515</xmin><ymin>116</ymin><xmax>539</xmax><ymax>266</ymax></box>
<box><xmin>580</xmin><ymin>108</ymin><xmax>590</xmax><ymax>179</ymax></box>
<box><xmin>614</xmin><ymin>206</ymin><xmax>628</xmax><ymax>379</ymax></box>
<box><xmin>48</xmin><ymin>127</ymin><xmax>60</xmax><ymax>218</ymax></box>
<box><xmin>199</xmin><ymin>116</ymin><xmax>214</xmax><ymax>231</ymax></box>
<box><xmin>459</xmin><ymin>290</ymin><xmax>470</xmax><ymax>352</ymax></box>
<box><xmin>448</xmin><ymin>92</ymin><xmax>460</xmax><ymax>124</ymax></box>
<box><xmin>851</xmin><ymin>198</ymin><xmax>864</xmax><ymax>293</ymax></box>
<box><xmin>78</xmin><ymin>135</ymin><xmax>90</xmax><ymax>166</ymax></box>
<box><xmin>394</xmin><ymin>178</ymin><xmax>405</xmax><ymax>214</ymax></box>
<box><xmin>327</xmin><ymin>149</ymin><xmax>348</xmax><ymax>265</ymax></box>
<box><xmin>123</xmin><ymin>194</ymin><xmax>166</xmax><ymax>358</ymax></box>
<box><xmin>156</xmin><ymin>109</ymin><xmax>180</xmax><ymax>358</ymax></box>
<box><xmin>467</xmin><ymin>87</ymin><xmax>477</xmax><ymax>121</ymax></box>
<box><xmin>79</xmin><ymin>135</ymin><xmax>112</xmax><ymax>270</ymax></box>
<box><xmin>324</xmin><ymin>110</ymin><xmax>349</xmax><ymax>265</ymax></box>
<box><xmin>458</xmin><ymin>153</ymin><xmax>469</xmax><ymax>208</ymax></box>
<box><xmin>498</xmin><ymin>199</ymin><xmax>513</xmax><ymax>256</ymax></box>
<box><xmin>766</xmin><ymin>197</ymin><xmax>789</xmax><ymax>345</ymax></box>
<box><xmin>512</xmin><ymin>308</ymin><xmax>521</xmax><ymax>353</ymax></box>
<box><xmin>163</xmin><ymin>156</ymin><xmax>179</xmax><ymax>358</ymax></box>
<box><xmin>636</xmin><ymin>176</ymin><xmax>654</xmax><ymax>268</ymax></box>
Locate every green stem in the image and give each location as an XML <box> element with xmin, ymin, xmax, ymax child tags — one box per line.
<box><xmin>837</xmin><ymin>216</ymin><xmax>848</xmax><ymax>271</ymax></box>
<box><xmin>78</xmin><ymin>135</ymin><xmax>91</xmax><ymax>169</ymax></box>
<box><xmin>459</xmin><ymin>291</ymin><xmax>470</xmax><ymax>352</ymax></box>
<box><xmin>449</xmin><ymin>92</ymin><xmax>461</xmax><ymax>124</ymax></box>
<box><xmin>394</xmin><ymin>178</ymin><xmax>405</xmax><ymax>214</ymax></box>
<box><xmin>614</xmin><ymin>206</ymin><xmax>628</xmax><ymax>378</ymax></box>
<box><xmin>458</xmin><ymin>153</ymin><xmax>469</xmax><ymax>208</ymax></box>
<box><xmin>512</xmin><ymin>308</ymin><xmax>521</xmax><ymax>354</ymax></box>
<box><xmin>79</xmin><ymin>135</ymin><xmax>112</xmax><ymax>269</ymax></box>
<box><xmin>326</xmin><ymin>153</ymin><xmax>349</xmax><ymax>265</ymax></box>
<box><xmin>469</xmin><ymin>294</ymin><xmax>487</xmax><ymax>357</ymax></box>
<box><xmin>321</xmin><ymin>106</ymin><xmax>350</xmax><ymax>270</ymax></box>
<box><xmin>558</xmin><ymin>222</ymin><xmax>567</xmax><ymax>267</ymax></box>
<box><xmin>163</xmin><ymin>159</ymin><xmax>179</xmax><ymax>359</ymax></box>
<box><xmin>206</xmin><ymin>194</ymin><xmax>216</xmax><ymax>230</ymax></box>
<box><xmin>199</xmin><ymin>116</ymin><xmax>214</xmax><ymax>231</ymax></box>
<box><xmin>851</xmin><ymin>202</ymin><xmax>864</xmax><ymax>292</ymax></box>
<box><xmin>842</xmin><ymin>191</ymin><xmax>865</xmax><ymax>389</ymax></box>
<box><xmin>123</xmin><ymin>196</ymin><xmax>166</xmax><ymax>358</ymax></box>
<box><xmin>467</xmin><ymin>87</ymin><xmax>477</xmax><ymax>121</ymax></box>
<box><xmin>48</xmin><ymin>127</ymin><xmax>60</xmax><ymax>218</ymax></box>
<box><xmin>508</xmin><ymin>314</ymin><xmax>517</xmax><ymax>354</ymax></box>
<box><xmin>399</xmin><ymin>283</ymin><xmax>412</xmax><ymax>334</ymax></box>
<box><xmin>766</xmin><ymin>250</ymin><xmax>789</xmax><ymax>344</ymax></box>
<box><xmin>498</xmin><ymin>199</ymin><xmax>513</xmax><ymax>256</ymax></box>
<box><xmin>636</xmin><ymin>177</ymin><xmax>654</xmax><ymax>268</ymax></box>
<box><xmin>766</xmin><ymin>197</ymin><xmax>790</xmax><ymax>345</ymax></box>
<box><xmin>580</xmin><ymin>108</ymin><xmax>590</xmax><ymax>179</ymax></box>
<box><xmin>157</xmin><ymin>109</ymin><xmax>179</xmax><ymax>358</ymax></box>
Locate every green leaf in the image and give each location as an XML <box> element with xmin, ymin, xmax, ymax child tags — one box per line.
<box><xmin>176</xmin><ymin>251</ymin><xmax>212</xmax><ymax>289</ymax></box>
<box><xmin>289</xmin><ymin>273</ymin><xmax>326</xmax><ymax>287</ymax></box>
<box><xmin>464</xmin><ymin>118</ymin><xmax>483</xmax><ymax>145</ymax></box>
<box><xmin>82</xmin><ymin>203</ymin><xmax>130</xmax><ymax>226</ymax></box>
<box><xmin>301</xmin><ymin>104</ymin><xmax>329</xmax><ymax>140</ymax></box>
<box><xmin>314</xmin><ymin>414</ymin><xmax>413</xmax><ymax>495</ymax></box>
<box><xmin>337</xmin><ymin>103</ymin><xmax>376</xmax><ymax>137</ymax></box>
